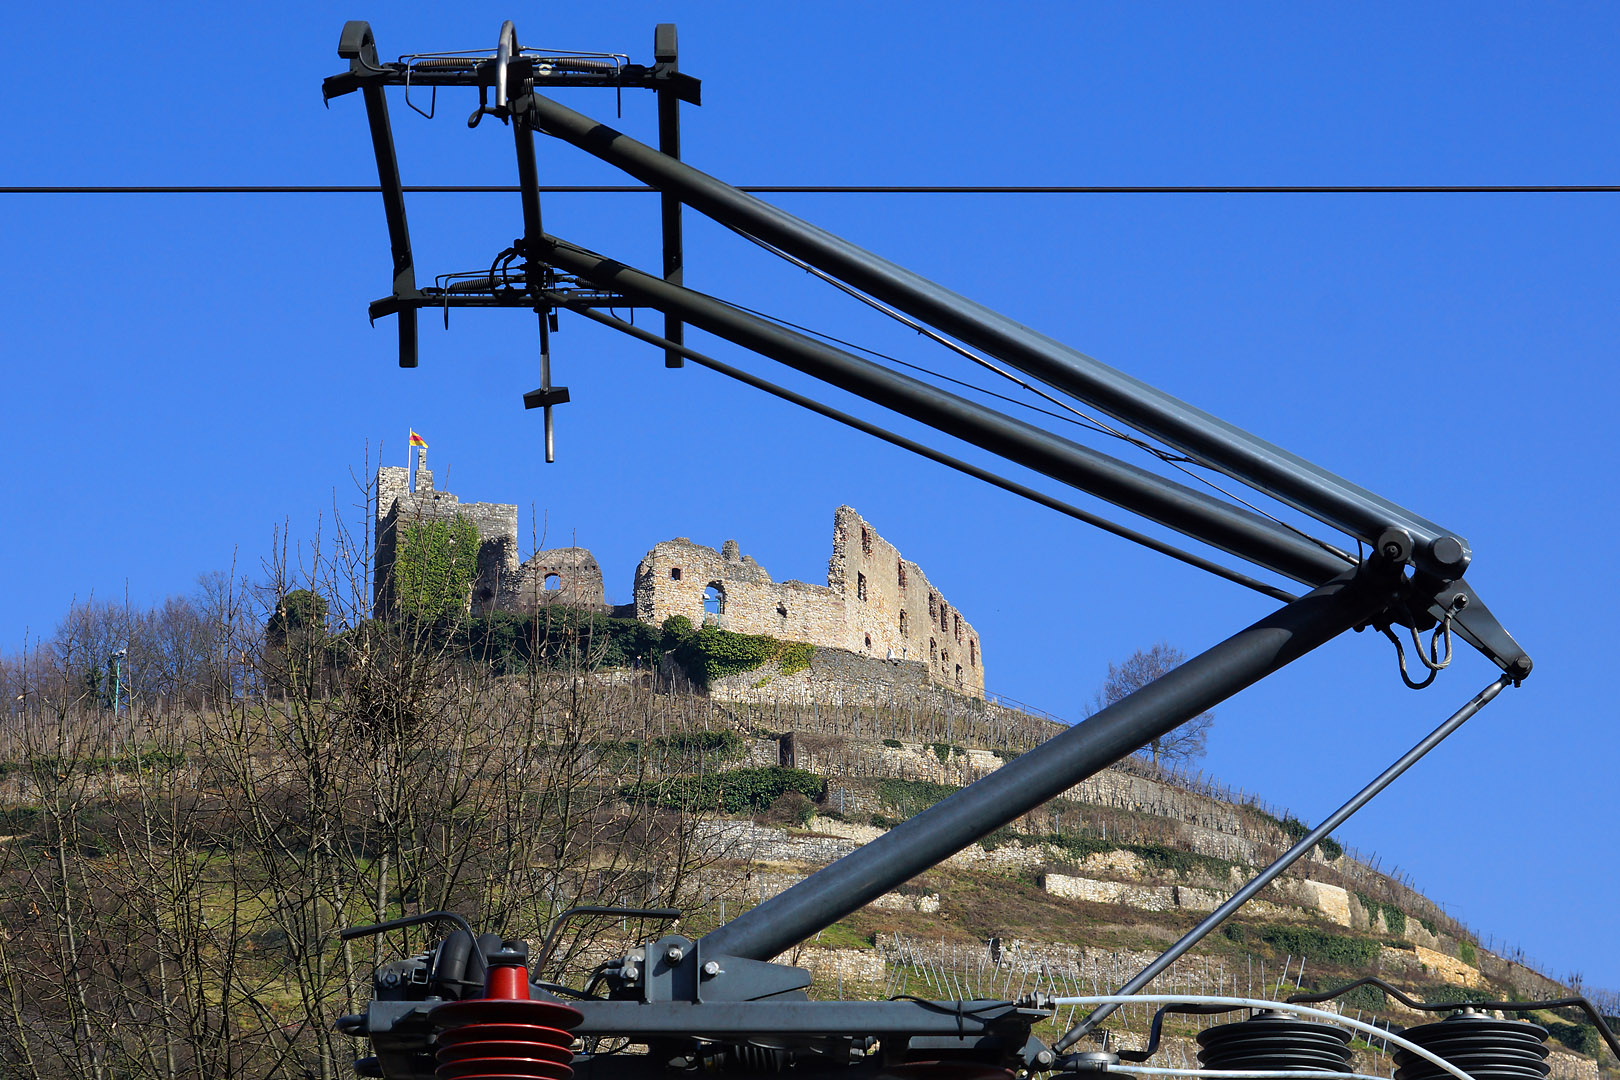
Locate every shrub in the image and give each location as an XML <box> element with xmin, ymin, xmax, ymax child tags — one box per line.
<box><xmin>590</xmin><ymin>730</ymin><xmax>745</xmax><ymax>769</ymax></box>
<box><xmin>1354</xmin><ymin>891</ymin><xmax>1408</xmax><ymax>936</ymax></box>
<box><xmin>1458</xmin><ymin>940</ymin><xmax>1477</xmax><ymax>966</ymax></box>
<box><xmin>656</xmin><ymin>731</ymin><xmax>745</xmax><ymax>759</ymax></box>
<box><xmin>1257</xmin><ymin>927</ymin><xmax>1380</xmax><ymax>967</ymax></box>
<box><xmin>620</xmin><ymin>766</ymin><xmax>825</xmax><ymax>814</ymax></box>
<box><xmin>0</xmin><ymin>806</ymin><xmax>40</xmax><ymax>834</ymax></box>
<box><xmin>1253</xmin><ymin>809</ymin><xmax>1342</xmax><ymax>860</ymax></box>
<box><xmin>777</xmin><ymin>642</ymin><xmax>815</xmax><ymax>676</ymax></box>
<box><xmin>875</xmin><ymin>778</ymin><xmax>960</xmax><ymax>818</ymax></box>
<box><xmin>1123</xmin><ymin>841</ymin><xmax>1233</xmax><ymax>877</ymax></box>
<box><xmin>764</xmin><ymin>791</ymin><xmax>817</xmax><ymax>827</ymax></box>
<box><xmin>266</xmin><ymin>588</ymin><xmax>328</xmax><ymax>646</ymax></box>
<box><xmin>1545</xmin><ymin>1022</ymin><xmax>1600</xmax><ymax>1056</ymax></box>
<box><xmin>671</xmin><ymin>627</ymin><xmax>817</xmax><ymax>685</ymax></box>
<box><xmin>455</xmin><ymin>609</ymin><xmax>665</xmax><ymax>673</ymax></box>
<box><xmin>1421</xmin><ymin>984</ymin><xmax>1497</xmax><ymax>1006</ymax></box>
<box><xmin>1339</xmin><ymin>983</ymin><xmax>1387</xmax><ymax>1012</ymax></box>
<box><xmin>882</xmin><ymin>739</ymin><xmax>903</xmax><ymax>749</ymax></box>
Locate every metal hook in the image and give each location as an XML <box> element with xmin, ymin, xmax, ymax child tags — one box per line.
<box><xmin>467</xmin><ymin>85</ymin><xmax>490</xmax><ymax>128</ymax></box>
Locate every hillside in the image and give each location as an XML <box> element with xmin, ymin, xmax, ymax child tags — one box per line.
<box><xmin>671</xmin><ymin>689</ymin><xmax>1616</xmax><ymax>1080</ymax></box>
<box><xmin>0</xmin><ymin>600</ymin><xmax>1611</xmax><ymax>1080</ymax></box>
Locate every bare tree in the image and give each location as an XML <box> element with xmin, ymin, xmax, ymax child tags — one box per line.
<box><xmin>1097</xmin><ymin>642</ymin><xmax>1213</xmax><ymax>768</ymax></box>
<box><xmin>0</xmin><ymin>456</ymin><xmax>741</xmax><ymax>1079</ymax></box>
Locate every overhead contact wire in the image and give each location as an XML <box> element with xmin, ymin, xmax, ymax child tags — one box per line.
<box><xmin>6</xmin><ymin>184</ymin><xmax>1620</xmax><ymax>195</ymax></box>
<box><xmin>541</xmin><ymin>290</ymin><xmax>1299</xmax><ymax>603</ymax></box>
<box><xmin>719</xmin><ymin>224</ymin><xmax>1359</xmax><ymax>567</ymax></box>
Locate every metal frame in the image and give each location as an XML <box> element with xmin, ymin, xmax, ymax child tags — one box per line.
<box><xmin>323</xmin><ymin>21</ymin><xmax>1534</xmax><ymax>1080</ymax></box>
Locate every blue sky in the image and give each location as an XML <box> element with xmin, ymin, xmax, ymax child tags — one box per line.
<box><xmin>4</xmin><ymin>4</ymin><xmax>1616</xmax><ymax>989</ymax></box>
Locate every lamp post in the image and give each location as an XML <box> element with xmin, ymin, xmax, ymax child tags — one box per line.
<box><xmin>109</xmin><ymin>648</ymin><xmax>126</xmax><ymax>719</ymax></box>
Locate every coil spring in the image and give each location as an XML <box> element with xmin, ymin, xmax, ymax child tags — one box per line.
<box><xmin>1394</xmin><ymin>1012</ymin><xmax>1550</xmax><ymax>1080</ymax></box>
<box><xmin>1197</xmin><ymin>1010</ymin><xmax>1354</xmax><ymax>1073</ymax></box>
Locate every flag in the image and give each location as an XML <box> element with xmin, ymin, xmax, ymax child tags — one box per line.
<box><xmin>409</xmin><ymin>430</ymin><xmax>428</xmax><ymax>448</ymax></box>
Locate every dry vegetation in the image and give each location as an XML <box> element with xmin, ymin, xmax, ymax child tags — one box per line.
<box><xmin>0</xmin><ymin>523</ymin><xmax>751</xmax><ymax>1079</ymax></box>
<box><xmin>0</xmin><ymin>498</ymin><xmax>1611</xmax><ymax>1079</ymax></box>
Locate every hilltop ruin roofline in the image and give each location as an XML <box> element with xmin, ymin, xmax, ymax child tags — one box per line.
<box><xmin>372</xmin><ymin>453</ymin><xmax>984</xmax><ymax>697</ymax></box>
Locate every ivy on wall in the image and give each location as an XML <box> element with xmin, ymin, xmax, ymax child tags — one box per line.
<box><xmin>668</xmin><ymin>625</ymin><xmax>815</xmax><ymax>685</ymax></box>
<box><xmin>395</xmin><ymin>516</ymin><xmax>480</xmax><ymax>620</ymax></box>
<box><xmin>1355</xmin><ymin>891</ymin><xmax>1408</xmax><ymax>936</ymax></box>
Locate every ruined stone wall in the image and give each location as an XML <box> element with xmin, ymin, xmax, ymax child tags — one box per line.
<box><xmin>706</xmin><ymin>642</ymin><xmax>938</xmax><ymax>704</ymax></box>
<box><xmin>504</xmin><ymin>547</ymin><xmax>606</xmax><ymax>613</ymax></box>
<box><xmin>634</xmin><ymin>507</ymin><xmax>984</xmax><ymax>698</ymax></box>
<box><xmin>829</xmin><ymin>507</ymin><xmax>983</xmax><ymax>696</ymax></box>
<box><xmin>633</xmin><ymin>537</ymin><xmax>848</xmax><ymax>645</ymax></box>
<box><xmin>372</xmin><ymin>450</ymin><xmax>519</xmax><ymax>618</ymax></box>
<box><xmin>374</xmin><ymin>465</ymin><xmax>411</xmax><ymax>616</ymax></box>
<box><xmin>370</xmin><ymin>459</ymin><xmax>986</xmax><ymax>697</ymax></box>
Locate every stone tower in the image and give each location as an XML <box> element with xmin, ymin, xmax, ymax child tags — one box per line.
<box><xmin>373</xmin><ymin>447</ymin><xmax>520</xmax><ymax>618</ymax></box>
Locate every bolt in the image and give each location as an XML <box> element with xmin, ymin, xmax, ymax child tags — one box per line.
<box><xmin>381</xmin><ymin>970</ymin><xmax>399</xmax><ymax>987</ymax></box>
<box><xmin>1431</xmin><ymin>535</ymin><xmax>1467</xmax><ymax>569</ymax></box>
<box><xmin>666</xmin><ymin>944</ymin><xmax>684</xmax><ymax>963</ymax></box>
<box><xmin>1381</xmin><ymin>542</ymin><xmax>1402</xmax><ymax>560</ymax></box>
<box><xmin>702</xmin><ymin>961</ymin><xmax>721</xmax><ymax>976</ymax></box>
<box><xmin>1036</xmin><ymin>1050</ymin><xmax>1055</xmax><ymax>1067</ymax></box>
<box><xmin>622</xmin><ymin>963</ymin><xmax>639</xmax><ymax>981</ymax></box>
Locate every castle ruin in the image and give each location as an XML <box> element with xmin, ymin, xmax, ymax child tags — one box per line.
<box><xmin>633</xmin><ymin>507</ymin><xmax>983</xmax><ymax>696</ymax></box>
<box><xmin>374</xmin><ymin>454</ymin><xmax>983</xmax><ymax>697</ymax></box>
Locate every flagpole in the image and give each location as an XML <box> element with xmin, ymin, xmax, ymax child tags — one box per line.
<box><xmin>406</xmin><ymin>429</ymin><xmax>412</xmax><ymax>491</ymax></box>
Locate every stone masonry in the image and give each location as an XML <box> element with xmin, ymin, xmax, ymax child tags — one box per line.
<box><xmin>373</xmin><ymin>457</ymin><xmax>983</xmax><ymax>696</ymax></box>
<box><xmin>374</xmin><ymin>449</ymin><xmax>519</xmax><ymax>617</ymax></box>
<box><xmin>504</xmin><ymin>547</ymin><xmax>606</xmax><ymax>614</ymax></box>
<box><xmin>634</xmin><ymin>506</ymin><xmax>984</xmax><ymax>697</ymax></box>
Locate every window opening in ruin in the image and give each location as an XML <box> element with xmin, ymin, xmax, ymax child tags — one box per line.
<box><xmin>857</xmin><ymin>572</ymin><xmax>867</xmax><ymax>601</ymax></box>
<box><xmin>899</xmin><ymin>611</ymin><xmax>908</xmax><ymax>637</ymax></box>
<box><xmin>930</xmin><ymin>638</ymin><xmax>937</xmax><ymax>662</ymax></box>
<box><xmin>954</xmin><ymin>613</ymin><xmax>962</xmax><ymax>642</ymax></box>
<box><xmin>864</xmin><ymin>633</ymin><xmax>872</xmax><ymax>650</ymax></box>
<box><xmin>939</xmin><ymin>601</ymin><xmax>949</xmax><ymax>630</ymax></box>
<box><xmin>942</xmin><ymin>648</ymin><xmax>949</xmax><ymax>665</ymax></box>
<box><xmin>703</xmin><ymin>582</ymin><xmax>726</xmax><ymax>615</ymax></box>
<box><xmin>956</xmin><ymin>664</ymin><xmax>964</xmax><ymax>687</ymax></box>
<box><xmin>970</xmin><ymin>638</ymin><xmax>977</xmax><ymax>667</ymax></box>
<box><xmin>861</xmin><ymin>525</ymin><xmax>872</xmax><ymax>555</ymax></box>
<box><xmin>897</xmin><ymin>559</ymin><xmax>907</xmax><ymax>589</ymax></box>
<box><xmin>928</xmin><ymin>591</ymin><xmax>937</xmax><ymax>618</ymax></box>
<box><xmin>777</xmin><ymin>602</ymin><xmax>788</xmax><ymax>622</ymax></box>
<box><xmin>543</xmin><ymin>572</ymin><xmax>561</xmax><ymax>591</ymax></box>
<box><xmin>670</xmin><ymin>567</ymin><xmax>682</xmax><ymax>581</ymax></box>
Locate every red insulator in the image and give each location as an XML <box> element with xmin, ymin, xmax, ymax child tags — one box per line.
<box><xmin>428</xmin><ymin>950</ymin><xmax>583</xmax><ymax>1080</ymax></box>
